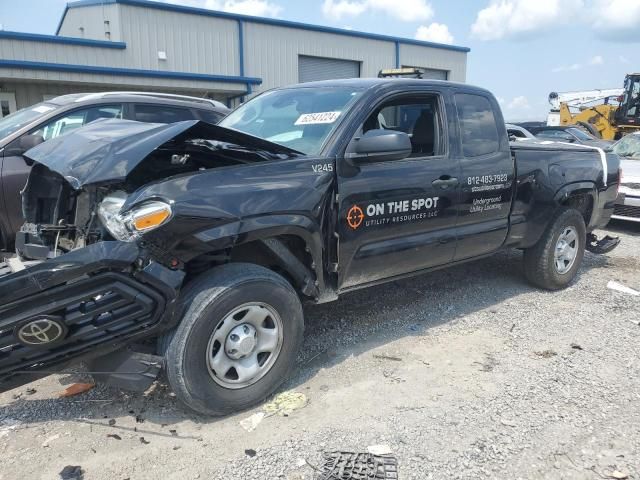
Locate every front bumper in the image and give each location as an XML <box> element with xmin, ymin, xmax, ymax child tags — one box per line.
<box><xmin>612</xmin><ymin>191</ymin><xmax>640</xmax><ymax>223</ymax></box>
<box><xmin>0</xmin><ymin>241</ymin><xmax>184</xmax><ymax>393</ymax></box>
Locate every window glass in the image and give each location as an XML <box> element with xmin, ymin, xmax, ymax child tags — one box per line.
<box><xmin>220</xmin><ymin>87</ymin><xmax>363</xmax><ymax>155</ymax></box>
<box><xmin>362</xmin><ymin>97</ymin><xmax>441</xmax><ymax>157</ymax></box>
<box><xmin>198</xmin><ymin>110</ymin><xmax>226</xmax><ymax>125</ymax></box>
<box><xmin>537</xmin><ymin>130</ymin><xmax>574</xmax><ymax>141</ymax></box>
<box><xmin>455</xmin><ymin>94</ymin><xmax>499</xmax><ymax>157</ymax></box>
<box><xmin>508</xmin><ymin>129</ymin><xmax>526</xmax><ymax>138</ymax></box>
<box><xmin>32</xmin><ymin>104</ymin><xmax>122</xmax><ymax>140</ymax></box>
<box><xmin>134</xmin><ymin>105</ymin><xmax>194</xmax><ymax>123</ymax></box>
<box><xmin>613</xmin><ymin>134</ymin><xmax>640</xmax><ymax>158</ymax></box>
<box><xmin>0</xmin><ymin>102</ymin><xmax>56</xmax><ymax>139</ymax></box>
<box><xmin>566</xmin><ymin>127</ymin><xmax>594</xmax><ymax>141</ymax></box>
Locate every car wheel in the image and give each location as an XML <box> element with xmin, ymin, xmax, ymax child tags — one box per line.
<box><xmin>165</xmin><ymin>263</ymin><xmax>304</xmax><ymax>416</ymax></box>
<box><xmin>523</xmin><ymin>208</ymin><xmax>586</xmax><ymax>290</ymax></box>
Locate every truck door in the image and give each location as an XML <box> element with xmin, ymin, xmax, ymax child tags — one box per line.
<box><xmin>452</xmin><ymin>92</ymin><xmax>513</xmax><ymax>260</ymax></box>
<box><xmin>336</xmin><ymin>92</ymin><xmax>461</xmax><ymax>290</ymax></box>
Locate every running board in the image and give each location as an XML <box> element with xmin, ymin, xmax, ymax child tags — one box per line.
<box><xmin>586</xmin><ymin>233</ymin><xmax>620</xmax><ymax>254</ymax></box>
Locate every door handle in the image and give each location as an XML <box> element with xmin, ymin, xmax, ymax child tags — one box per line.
<box><xmin>432</xmin><ymin>176</ymin><xmax>459</xmax><ymax>189</ymax></box>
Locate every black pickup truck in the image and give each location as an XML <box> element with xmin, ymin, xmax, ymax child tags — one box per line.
<box><xmin>0</xmin><ymin>79</ymin><xmax>620</xmax><ymax>415</ymax></box>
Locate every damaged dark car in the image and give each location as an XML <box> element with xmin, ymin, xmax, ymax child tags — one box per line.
<box><xmin>0</xmin><ymin>79</ymin><xmax>621</xmax><ymax>415</ymax></box>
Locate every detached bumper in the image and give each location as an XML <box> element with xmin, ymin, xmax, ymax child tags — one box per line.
<box><xmin>0</xmin><ymin>242</ymin><xmax>184</xmax><ymax>393</ymax></box>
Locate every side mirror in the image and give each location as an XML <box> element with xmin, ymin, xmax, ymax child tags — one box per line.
<box><xmin>4</xmin><ymin>134</ymin><xmax>45</xmax><ymax>157</ymax></box>
<box><xmin>347</xmin><ymin>129</ymin><xmax>412</xmax><ymax>164</ymax></box>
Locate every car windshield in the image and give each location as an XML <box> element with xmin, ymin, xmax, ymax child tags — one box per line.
<box><xmin>219</xmin><ymin>87</ymin><xmax>363</xmax><ymax>155</ymax></box>
<box><xmin>0</xmin><ymin>102</ymin><xmax>56</xmax><ymax>140</ymax></box>
<box><xmin>566</xmin><ymin>127</ymin><xmax>595</xmax><ymax>141</ymax></box>
<box><xmin>613</xmin><ymin>134</ymin><xmax>640</xmax><ymax>158</ymax></box>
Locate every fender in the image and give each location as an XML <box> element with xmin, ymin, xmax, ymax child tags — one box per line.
<box><xmin>553</xmin><ymin>181</ymin><xmax>598</xmax><ymax>228</ymax></box>
<box><xmin>184</xmin><ymin>213</ymin><xmax>328</xmax><ymax>297</ymax></box>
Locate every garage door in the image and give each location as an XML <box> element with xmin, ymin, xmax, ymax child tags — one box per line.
<box><xmin>404</xmin><ymin>66</ymin><xmax>448</xmax><ymax>80</ymax></box>
<box><xmin>298</xmin><ymin>55</ymin><xmax>361</xmax><ymax>83</ymax></box>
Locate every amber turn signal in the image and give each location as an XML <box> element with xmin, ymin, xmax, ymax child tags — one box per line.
<box><xmin>130</xmin><ymin>202</ymin><xmax>172</xmax><ymax>232</ymax></box>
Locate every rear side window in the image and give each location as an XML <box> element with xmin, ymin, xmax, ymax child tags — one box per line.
<box><xmin>455</xmin><ymin>93</ymin><xmax>499</xmax><ymax>157</ymax></box>
<box><xmin>198</xmin><ymin>110</ymin><xmax>226</xmax><ymax>124</ymax></box>
<box><xmin>133</xmin><ymin>104</ymin><xmax>194</xmax><ymax>123</ymax></box>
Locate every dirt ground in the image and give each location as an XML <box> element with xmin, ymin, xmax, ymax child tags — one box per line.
<box><xmin>1</xmin><ymin>220</ymin><xmax>639</xmax><ymax>480</ymax></box>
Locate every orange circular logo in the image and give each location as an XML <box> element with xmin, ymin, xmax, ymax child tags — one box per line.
<box><xmin>347</xmin><ymin>205</ymin><xmax>365</xmax><ymax>230</ymax></box>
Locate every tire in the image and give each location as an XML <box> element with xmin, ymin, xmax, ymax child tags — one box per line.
<box><xmin>523</xmin><ymin>208</ymin><xmax>586</xmax><ymax>290</ymax></box>
<box><xmin>165</xmin><ymin>263</ymin><xmax>304</xmax><ymax>416</ymax></box>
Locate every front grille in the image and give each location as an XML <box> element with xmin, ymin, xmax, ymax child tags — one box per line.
<box><xmin>0</xmin><ymin>272</ymin><xmax>165</xmax><ymax>376</ymax></box>
<box><xmin>613</xmin><ymin>204</ymin><xmax>640</xmax><ymax>219</ymax></box>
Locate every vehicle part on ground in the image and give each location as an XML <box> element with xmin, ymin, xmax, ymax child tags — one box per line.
<box><xmin>317</xmin><ymin>451</ymin><xmax>399</xmax><ymax>479</ymax></box>
<box><xmin>165</xmin><ymin>263</ymin><xmax>304</xmax><ymax>416</ymax></box>
<box><xmin>586</xmin><ymin>233</ymin><xmax>621</xmax><ymax>254</ymax></box>
<box><xmin>523</xmin><ymin>208</ymin><xmax>586</xmax><ymax>290</ymax></box>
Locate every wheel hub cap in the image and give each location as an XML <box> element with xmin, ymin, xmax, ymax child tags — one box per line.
<box><xmin>554</xmin><ymin>226</ymin><xmax>578</xmax><ymax>274</ymax></box>
<box><xmin>225</xmin><ymin>324</ymin><xmax>257</xmax><ymax>359</ymax></box>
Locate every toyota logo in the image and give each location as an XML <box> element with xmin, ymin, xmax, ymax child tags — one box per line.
<box><xmin>16</xmin><ymin>318</ymin><xmax>66</xmax><ymax>346</ymax></box>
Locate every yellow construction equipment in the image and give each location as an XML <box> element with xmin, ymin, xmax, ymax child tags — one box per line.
<box><xmin>547</xmin><ymin>73</ymin><xmax>640</xmax><ymax>140</ymax></box>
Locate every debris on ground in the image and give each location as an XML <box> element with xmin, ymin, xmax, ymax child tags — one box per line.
<box><xmin>25</xmin><ymin>388</ymin><xmax>37</xmax><ymax>395</ymax></box>
<box><xmin>58</xmin><ymin>383</ymin><xmax>95</xmax><ymax>398</ymax></box>
<box><xmin>367</xmin><ymin>445</ymin><xmax>393</xmax><ymax>455</ymax></box>
<box><xmin>263</xmin><ymin>391</ymin><xmax>308</xmax><ymax>416</ymax></box>
<box><xmin>570</xmin><ymin>343</ymin><xmax>583</xmax><ymax>350</ymax></box>
<box><xmin>244</xmin><ymin>449</ymin><xmax>257</xmax><ymax>457</ymax></box>
<box><xmin>534</xmin><ymin>349</ymin><xmax>558</xmax><ymax>358</ymax></box>
<box><xmin>240</xmin><ymin>412</ymin><xmax>266</xmax><ymax>432</ymax></box>
<box><xmin>607</xmin><ymin>280</ymin><xmax>640</xmax><ymax>296</ymax></box>
<box><xmin>42</xmin><ymin>434</ymin><xmax>61</xmax><ymax>447</ymax></box>
<box><xmin>59</xmin><ymin>465</ymin><xmax>83</xmax><ymax>480</ymax></box>
<box><xmin>108</xmin><ymin>419</ymin><xmax>116</xmax><ymax>427</ymax></box>
<box><xmin>373</xmin><ymin>354</ymin><xmax>402</xmax><ymax>362</ymax></box>
<box><xmin>318</xmin><ymin>451</ymin><xmax>398</xmax><ymax>480</ymax></box>
<box><xmin>106</xmin><ymin>434</ymin><xmax>122</xmax><ymax>440</ymax></box>
<box><xmin>609</xmin><ymin>470</ymin><xmax>629</xmax><ymax>479</ymax></box>
<box><xmin>139</xmin><ymin>437</ymin><xmax>150</xmax><ymax>445</ymax></box>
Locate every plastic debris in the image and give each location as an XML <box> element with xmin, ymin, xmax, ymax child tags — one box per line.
<box><xmin>139</xmin><ymin>437</ymin><xmax>150</xmax><ymax>445</ymax></box>
<box><xmin>59</xmin><ymin>466</ymin><xmax>83</xmax><ymax>480</ymax></box>
<box><xmin>244</xmin><ymin>449</ymin><xmax>257</xmax><ymax>457</ymax></box>
<box><xmin>318</xmin><ymin>451</ymin><xmax>398</xmax><ymax>479</ymax></box>
<box><xmin>106</xmin><ymin>434</ymin><xmax>121</xmax><ymax>440</ymax></box>
<box><xmin>367</xmin><ymin>445</ymin><xmax>393</xmax><ymax>455</ymax></box>
<box><xmin>240</xmin><ymin>412</ymin><xmax>265</xmax><ymax>432</ymax></box>
<box><xmin>42</xmin><ymin>434</ymin><xmax>61</xmax><ymax>447</ymax></box>
<box><xmin>263</xmin><ymin>391</ymin><xmax>308</xmax><ymax>416</ymax></box>
<box><xmin>607</xmin><ymin>280</ymin><xmax>640</xmax><ymax>296</ymax></box>
<box><xmin>59</xmin><ymin>383</ymin><xmax>95</xmax><ymax>398</ymax></box>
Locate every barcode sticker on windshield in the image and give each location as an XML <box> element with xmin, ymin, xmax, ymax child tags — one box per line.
<box><xmin>32</xmin><ymin>105</ymin><xmax>54</xmax><ymax>114</ymax></box>
<box><xmin>295</xmin><ymin>111</ymin><xmax>341</xmax><ymax>125</ymax></box>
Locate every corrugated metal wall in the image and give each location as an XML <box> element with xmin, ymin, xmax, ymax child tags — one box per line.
<box><xmin>58</xmin><ymin>4</ymin><xmax>122</xmax><ymax>42</ymax></box>
<box><xmin>243</xmin><ymin>22</ymin><xmax>397</xmax><ymax>94</ymax></box>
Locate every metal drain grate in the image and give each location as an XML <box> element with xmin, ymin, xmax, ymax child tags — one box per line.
<box><xmin>316</xmin><ymin>451</ymin><xmax>398</xmax><ymax>479</ymax></box>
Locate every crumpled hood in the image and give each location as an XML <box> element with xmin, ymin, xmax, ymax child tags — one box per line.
<box><xmin>23</xmin><ymin>119</ymin><xmax>300</xmax><ymax>189</ymax></box>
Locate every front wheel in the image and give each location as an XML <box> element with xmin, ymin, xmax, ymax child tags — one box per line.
<box><xmin>523</xmin><ymin>208</ymin><xmax>586</xmax><ymax>290</ymax></box>
<box><xmin>165</xmin><ymin>263</ymin><xmax>304</xmax><ymax>416</ymax></box>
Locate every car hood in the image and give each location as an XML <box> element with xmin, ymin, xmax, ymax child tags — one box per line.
<box><xmin>23</xmin><ymin>119</ymin><xmax>301</xmax><ymax>189</ymax></box>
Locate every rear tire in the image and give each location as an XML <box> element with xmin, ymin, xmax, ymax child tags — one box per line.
<box><xmin>523</xmin><ymin>208</ymin><xmax>586</xmax><ymax>290</ymax></box>
<box><xmin>165</xmin><ymin>263</ymin><xmax>304</xmax><ymax>416</ymax></box>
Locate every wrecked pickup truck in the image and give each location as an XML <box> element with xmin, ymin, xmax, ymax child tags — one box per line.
<box><xmin>0</xmin><ymin>79</ymin><xmax>621</xmax><ymax>415</ymax></box>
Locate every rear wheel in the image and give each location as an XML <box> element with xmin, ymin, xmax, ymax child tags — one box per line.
<box><xmin>523</xmin><ymin>208</ymin><xmax>586</xmax><ymax>290</ymax></box>
<box><xmin>165</xmin><ymin>263</ymin><xmax>304</xmax><ymax>416</ymax></box>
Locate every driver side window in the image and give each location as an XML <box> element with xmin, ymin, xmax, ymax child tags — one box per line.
<box><xmin>362</xmin><ymin>95</ymin><xmax>443</xmax><ymax>157</ymax></box>
<box><xmin>32</xmin><ymin>104</ymin><xmax>123</xmax><ymax>141</ymax></box>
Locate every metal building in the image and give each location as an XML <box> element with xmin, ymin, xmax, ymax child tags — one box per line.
<box><xmin>0</xmin><ymin>0</ymin><xmax>469</xmax><ymax>114</ymax></box>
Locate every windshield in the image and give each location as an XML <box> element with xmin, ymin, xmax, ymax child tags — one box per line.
<box><xmin>0</xmin><ymin>102</ymin><xmax>56</xmax><ymax>140</ymax></box>
<box><xmin>613</xmin><ymin>134</ymin><xmax>640</xmax><ymax>158</ymax></box>
<box><xmin>567</xmin><ymin>127</ymin><xmax>595</xmax><ymax>141</ymax></box>
<box><xmin>219</xmin><ymin>87</ymin><xmax>363</xmax><ymax>155</ymax></box>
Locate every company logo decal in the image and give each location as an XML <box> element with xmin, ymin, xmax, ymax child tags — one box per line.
<box><xmin>347</xmin><ymin>205</ymin><xmax>365</xmax><ymax>230</ymax></box>
<box><xmin>16</xmin><ymin>318</ymin><xmax>66</xmax><ymax>346</ymax></box>
<box><xmin>346</xmin><ymin>197</ymin><xmax>440</xmax><ymax>230</ymax></box>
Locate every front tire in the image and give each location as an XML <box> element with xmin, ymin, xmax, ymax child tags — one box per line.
<box><xmin>523</xmin><ymin>208</ymin><xmax>586</xmax><ymax>290</ymax></box>
<box><xmin>165</xmin><ymin>263</ymin><xmax>304</xmax><ymax>416</ymax></box>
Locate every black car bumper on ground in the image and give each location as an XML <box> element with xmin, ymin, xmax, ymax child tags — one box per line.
<box><xmin>0</xmin><ymin>241</ymin><xmax>184</xmax><ymax>393</ymax></box>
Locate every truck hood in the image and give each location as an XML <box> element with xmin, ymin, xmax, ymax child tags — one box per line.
<box><xmin>23</xmin><ymin>119</ymin><xmax>301</xmax><ymax>189</ymax></box>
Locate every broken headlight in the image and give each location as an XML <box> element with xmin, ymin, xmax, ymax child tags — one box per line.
<box><xmin>98</xmin><ymin>191</ymin><xmax>172</xmax><ymax>241</ymax></box>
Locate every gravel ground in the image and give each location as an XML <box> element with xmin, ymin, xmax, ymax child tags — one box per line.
<box><xmin>1</xmin><ymin>221</ymin><xmax>639</xmax><ymax>480</ymax></box>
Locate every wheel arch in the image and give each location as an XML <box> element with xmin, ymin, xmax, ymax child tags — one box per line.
<box><xmin>554</xmin><ymin>182</ymin><xmax>597</xmax><ymax>229</ymax></box>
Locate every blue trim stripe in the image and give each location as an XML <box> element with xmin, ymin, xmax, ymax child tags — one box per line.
<box><xmin>0</xmin><ymin>30</ymin><xmax>126</xmax><ymax>49</ymax></box>
<box><xmin>0</xmin><ymin>60</ymin><xmax>262</xmax><ymax>84</ymax></box>
<box><xmin>61</xmin><ymin>0</ymin><xmax>471</xmax><ymax>53</ymax></box>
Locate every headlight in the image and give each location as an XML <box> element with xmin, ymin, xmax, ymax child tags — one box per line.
<box><xmin>98</xmin><ymin>191</ymin><xmax>172</xmax><ymax>242</ymax></box>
